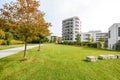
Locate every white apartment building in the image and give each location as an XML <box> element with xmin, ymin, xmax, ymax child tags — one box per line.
<box><xmin>81</xmin><ymin>31</ymin><xmax>107</xmax><ymax>42</ymax></box>
<box><xmin>108</xmin><ymin>23</ymin><xmax>120</xmax><ymax>49</ymax></box>
<box><xmin>62</xmin><ymin>17</ymin><xmax>81</xmax><ymax>42</ymax></box>
<box><xmin>89</xmin><ymin>31</ymin><xmax>107</xmax><ymax>42</ymax></box>
<box><xmin>81</xmin><ymin>33</ymin><xmax>91</xmax><ymax>42</ymax></box>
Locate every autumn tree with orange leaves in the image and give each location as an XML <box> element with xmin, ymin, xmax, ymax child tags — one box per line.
<box><xmin>0</xmin><ymin>0</ymin><xmax>50</xmax><ymax>60</ymax></box>
<box><xmin>34</xmin><ymin>13</ymin><xmax>51</xmax><ymax>51</ymax></box>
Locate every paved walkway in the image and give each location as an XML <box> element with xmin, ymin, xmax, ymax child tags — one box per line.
<box><xmin>0</xmin><ymin>45</ymin><xmax>38</xmax><ymax>58</ymax></box>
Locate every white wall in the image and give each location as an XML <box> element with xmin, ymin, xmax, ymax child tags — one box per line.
<box><xmin>81</xmin><ymin>31</ymin><xmax>107</xmax><ymax>43</ymax></box>
<box><xmin>81</xmin><ymin>33</ymin><xmax>90</xmax><ymax>42</ymax></box>
<box><xmin>108</xmin><ymin>23</ymin><xmax>120</xmax><ymax>49</ymax></box>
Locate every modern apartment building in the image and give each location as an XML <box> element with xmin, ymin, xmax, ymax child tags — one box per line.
<box><xmin>81</xmin><ymin>33</ymin><xmax>91</xmax><ymax>42</ymax></box>
<box><xmin>89</xmin><ymin>31</ymin><xmax>107</xmax><ymax>42</ymax></box>
<box><xmin>81</xmin><ymin>31</ymin><xmax>107</xmax><ymax>42</ymax></box>
<box><xmin>62</xmin><ymin>17</ymin><xmax>81</xmax><ymax>42</ymax></box>
<box><xmin>108</xmin><ymin>23</ymin><xmax>120</xmax><ymax>49</ymax></box>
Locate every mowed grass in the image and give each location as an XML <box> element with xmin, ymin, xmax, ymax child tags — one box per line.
<box><xmin>0</xmin><ymin>44</ymin><xmax>120</xmax><ymax>80</ymax></box>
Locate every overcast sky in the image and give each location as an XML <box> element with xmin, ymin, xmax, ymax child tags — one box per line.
<box><xmin>1</xmin><ymin>0</ymin><xmax>120</xmax><ymax>36</ymax></box>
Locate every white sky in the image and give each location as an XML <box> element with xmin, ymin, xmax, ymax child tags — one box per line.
<box><xmin>40</xmin><ymin>0</ymin><xmax>120</xmax><ymax>36</ymax></box>
<box><xmin>1</xmin><ymin>0</ymin><xmax>120</xmax><ymax>36</ymax></box>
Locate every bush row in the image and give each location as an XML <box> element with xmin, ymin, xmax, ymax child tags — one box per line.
<box><xmin>0</xmin><ymin>39</ymin><xmax>23</xmax><ymax>45</ymax></box>
<box><xmin>60</xmin><ymin>42</ymin><xmax>97</xmax><ymax>48</ymax></box>
<box><xmin>115</xmin><ymin>41</ymin><xmax>120</xmax><ymax>51</ymax></box>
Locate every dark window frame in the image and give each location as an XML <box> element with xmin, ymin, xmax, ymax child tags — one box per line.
<box><xmin>118</xmin><ymin>27</ymin><xmax>120</xmax><ymax>37</ymax></box>
<box><xmin>108</xmin><ymin>31</ymin><xmax>111</xmax><ymax>38</ymax></box>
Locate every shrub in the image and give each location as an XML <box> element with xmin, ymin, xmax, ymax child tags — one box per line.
<box><xmin>0</xmin><ymin>29</ymin><xmax>5</xmax><ymax>39</ymax></box>
<box><xmin>5</xmin><ymin>32</ymin><xmax>13</xmax><ymax>45</ymax></box>
<box><xmin>62</xmin><ymin>42</ymin><xmax>97</xmax><ymax>48</ymax></box>
<box><xmin>115</xmin><ymin>41</ymin><xmax>120</xmax><ymax>51</ymax></box>
<box><xmin>11</xmin><ymin>40</ymin><xmax>24</xmax><ymax>45</ymax></box>
<box><xmin>87</xmin><ymin>43</ymin><xmax>97</xmax><ymax>48</ymax></box>
<box><xmin>104</xmin><ymin>42</ymin><xmax>108</xmax><ymax>48</ymax></box>
<box><xmin>29</xmin><ymin>37</ymin><xmax>49</xmax><ymax>44</ymax></box>
<box><xmin>0</xmin><ymin>39</ymin><xmax>5</xmax><ymax>45</ymax></box>
<box><xmin>0</xmin><ymin>39</ymin><xmax>23</xmax><ymax>45</ymax></box>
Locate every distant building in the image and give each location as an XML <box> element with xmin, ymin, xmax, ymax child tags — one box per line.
<box><xmin>50</xmin><ymin>36</ymin><xmax>56</xmax><ymax>42</ymax></box>
<box><xmin>62</xmin><ymin>17</ymin><xmax>81</xmax><ymax>42</ymax></box>
<box><xmin>49</xmin><ymin>36</ymin><xmax>62</xmax><ymax>43</ymax></box>
<box><xmin>108</xmin><ymin>23</ymin><xmax>120</xmax><ymax>49</ymax></box>
<box><xmin>89</xmin><ymin>31</ymin><xmax>107</xmax><ymax>42</ymax></box>
<box><xmin>81</xmin><ymin>33</ymin><xmax>91</xmax><ymax>42</ymax></box>
<box><xmin>58</xmin><ymin>37</ymin><xmax>62</xmax><ymax>43</ymax></box>
<box><xmin>81</xmin><ymin>30</ymin><xmax>107</xmax><ymax>42</ymax></box>
<box><xmin>47</xmin><ymin>36</ymin><xmax>51</xmax><ymax>42</ymax></box>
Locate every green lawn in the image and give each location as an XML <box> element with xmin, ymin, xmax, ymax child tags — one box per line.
<box><xmin>0</xmin><ymin>44</ymin><xmax>120</xmax><ymax>80</ymax></box>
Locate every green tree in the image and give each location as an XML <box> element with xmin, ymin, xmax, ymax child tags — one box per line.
<box><xmin>115</xmin><ymin>41</ymin><xmax>120</xmax><ymax>50</ymax></box>
<box><xmin>34</xmin><ymin>13</ymin><xmax>51</xmax><ymax>51</ymax></box>
<box><xmin>99</xmin><ymin>37</ymin><xmax>104</xmax><ymax>48</ymax></box>
<box><xmin>5</xmin><ymin>32</ymin><xmax>13</xmax><ymax>45</ymax></box>
<box><xmin>76</xmin><ymin>34</ymin><xmax>81</xmax><ymax>43</ymax></box>
<box><xmin>88</xmin><ymin>34</ymin><xmax>91</xmax><ymax>42</ymax></box>
<box><xmin>91</xmin><ymin>37</ymin><xmax>94</xmax><ymax>42</ymax></box>
<box><xmin>103</xmin><ymin>33</ymin><xmax>108</xmax><ymax>48</ymax></box>
<box><xmin>53</xmin><ymin>36</ymin><xmax>58</xmax><ymax>43</ymax></box>
<box><xmin>0</xmin><ymin>29</ymin><xmax>5</xmax><ymax>39</ymax></box>
<box><xmin>37</xmin><ymin>35</ymin><xmax>47</xmax><ymax>51</ymax></box>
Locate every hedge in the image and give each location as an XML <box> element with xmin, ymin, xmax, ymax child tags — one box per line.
<box><xmin>0</xmin><ymin>39</ymin><xmax>23</xmax><ymax>45</ymax></box>
<box><xmin>60</xmin><ymin>42</ymin><xmax>97</xmax><ymax>48</ymax></box>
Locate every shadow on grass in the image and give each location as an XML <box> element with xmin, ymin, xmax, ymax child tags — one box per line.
<box><xmin>82</xmin><ymin>59</ymin><xmax>102</xmax><ymax>62</ymax></box>
<box><xmin>82</xmin><ymin>59</ymin><xmax>90</xmax><ymax>62</ymax></box>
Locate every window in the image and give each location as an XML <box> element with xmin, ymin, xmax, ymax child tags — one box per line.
<box><xmin>118</xmin><ymin>27</ymin><xmax>120</xmax><ymax>37</ymax></box>
<box><xmin>75</xmin><ymin>21</ymin><xmax>79</xmax><ymax>24</ymax></box>
<box><xmin>70</xmin><ymin>32</ymin><xmax>73</xmax><ymax>34</ymax></box>
<box><xmin>70</xmin><ymin>38</ymin><xmax>73</xmax><ymax>40</ymax></box>
<box><xmin>75</xmin><ymin>31</ymin><xmax>79</xmax><ymax>33</ymax></box>
<box><xmin>75</xmin><ymin>18</ymin><xmax>79</xmax><ymax>20</ymax></box>
<box><xmin>84</xmin><ymin>38</ymin><xmax>88</xmax><ymax>40</ymax></box>
<box><xmin>75</xmin><ymin>28</ymin><xmax>79</xmax><ymax>30</ymax></box>
<box><xmin>108</xmin><ymin>31</ymin><xmax>111</xmax><ymax>38</ymax></box>
<box><xmin>75</xmin><ymin>24</ymin><xmax>79</xmax><ymax>26</ymax></box>
<box><xmin>84</xmin><ymin>34</ymin><xmax>89</xmax><ymax>36</ymax></box>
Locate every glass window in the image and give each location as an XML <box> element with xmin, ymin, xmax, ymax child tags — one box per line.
<box><xmin>108</xmin><ymin>31</ymin><xmax>111</xmax><ymax>38</ymax></box>
<box><xmin>118</xmin><ymin>27</ymin><xmax>120</xmax><ymax>37</ymax></box>
<box><xmin>75</xmin><ymin>31</ymin><xmax>78</xmax><ymax>33</ymax></box>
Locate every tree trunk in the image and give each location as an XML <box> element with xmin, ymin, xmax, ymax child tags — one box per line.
<box><xmin>24</xmin><ymin>37</ymin><xmax>27</xmax><ymax>59</ymax></box>
<box><xmin>38</xmin><ymin>40</ymin><xmax>41</xmax><ymax>51</ymax></box>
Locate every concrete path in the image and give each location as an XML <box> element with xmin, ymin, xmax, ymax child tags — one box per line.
<box><xmin>0</xmin><ymin>45</ymin><xmax>38</xmax><ymax>58</ymax></box>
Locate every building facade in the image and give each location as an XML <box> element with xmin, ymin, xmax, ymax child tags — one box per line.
<box><xmin>81</xmin><ymin>33</ymin><xmax>91</xmax><ymax>42</ymax></box>
<box><xmin>62</xmin><ymin>17</ymin><xmax>81</xmax><ymax>42</ymax></box>
<box><xmin>108</xmin><ymin>23</ymin><xmax>120</xmax><ymax>49</ymax></box>
<box><xmin>81</xmin><ymin>31</ymin><xmax>107</xmax><ymax>42</ymax></box>
<box><xmin>89</xmin><ymin>31</ymin><xmax>107</xmax><ymax>42</ymax></box>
